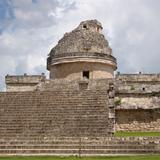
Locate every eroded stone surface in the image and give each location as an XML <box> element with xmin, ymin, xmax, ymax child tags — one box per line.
<box><xmin>115</xmin><ymin>74</ymin><xmax>160</xmax><ymax>131</ymax></box>
<box><xmin>47</xmin><ymin>19</ymin><xmax>117</xmax><ymax>80</ymax></box>
<box><xmin>49</xmin><ymin>20</ymin><xmax>112</xmax><ymax>56</ymax></box>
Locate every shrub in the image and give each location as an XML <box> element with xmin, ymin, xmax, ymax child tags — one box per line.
<box><xmin>114</xmin><ymin>97</ymin><xmax>122</xmax><ymax>106</ymax></box>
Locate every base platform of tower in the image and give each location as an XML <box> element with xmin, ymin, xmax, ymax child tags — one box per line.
<box><xmin>0</xmin><ymin>78</ymin><xmax>160</xmax><ymax>155</ymax></box>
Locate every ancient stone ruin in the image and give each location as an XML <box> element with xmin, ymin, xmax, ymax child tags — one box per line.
<box><xmin>0</xmin><ymin>19</ymin><xmax>160</xmax><ymax>155</ymax></box>
<box><xmin>47</xmin><ymin>19</ymin><xmax>117</xmax><ymax>80</ymax></box>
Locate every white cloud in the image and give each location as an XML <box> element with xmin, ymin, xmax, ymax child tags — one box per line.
<box><xmin>0</xmin><ymin>0</ymin><xmax>77</xmax><ymax>90</ymax></box>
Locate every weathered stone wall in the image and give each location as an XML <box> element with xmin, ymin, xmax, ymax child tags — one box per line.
<box><xmin>115</xmin><ymin>74</ymin><xmax>160</xmax><ymax>131</ymax></box>
<box><xmin>5</xmin><ymin>75</ymin><xmax>46</xmax><ymax>92</ymax></box>
<box><xmin>115</xmin><ymin>96</ymin><xmax>160</xmax><ymax>110</ymax></box>
<box><xmin>6</xmin><ymin>84</ymin><xmax>39</xmax><ymax>92</ymax></box>
<box><xmin>116</xmin><ymin>74</ymin><xmax>160</xmax><ymax>94</ymax></box>
<box><xmin>50</xmin><ymin>62</ymin><xmax>114</xmax><ymax>80</ymax></box>
<box><xmin>115</xmin><ymin>109</ymin><xmax>160</xmax><ymax>131</ymax></box>
<box><xmin>116</xmin><ymin>74</ymin><xmax>160</xmax><ymax>81</ymax></box>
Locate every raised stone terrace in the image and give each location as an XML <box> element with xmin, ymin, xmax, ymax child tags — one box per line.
<box><xmin>115</xmin><ymin>74</ymin><xmax>160</xmax><ymax>132</ymax></box>
<box><xmin>1</xmin><ymin>78</ymin><xmax>160</xmax><ymax>155</ymax></box>
<box><xmin>5</xmin><ymin>74</ymin><xmax>46</xmax><ymax>92</ymax></box>
<box><xmin>116</xmin><ymin>73</ymin><xmax>160</xmax><ymax>82</ymax></box>
<box><xmin>115</xmin><ymin>74</ymin><xmax>160</xmax><ymax>109</ymax></box>
<box><xmin>116</xmin><ymin>73</ymin><xmax>160</xmax><ymax>94</ymax></box>
<box><xmin>0</xmin><ymin>78</ymin><xmax>130</xmax><ymax>155</ymax></box>
<box><xmin>0</xmin><ymin>79</ymin><xmax>115</xmax><ymax>139</ymax></box>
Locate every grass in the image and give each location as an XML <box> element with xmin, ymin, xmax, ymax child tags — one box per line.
<box><xmin>0</xmin><ymin>155</ymin><xmax>160</xmax><ymax>160</ymax></box>
<box><xmin>114</xmin><ymin>131</ymin><xmax>160</xmax><ymax>137</ymax></box>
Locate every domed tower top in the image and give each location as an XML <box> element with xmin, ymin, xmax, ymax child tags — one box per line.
<box><xmin>47</xmin><ymin>19</ymin><xmax>117</xmax><ymax>80</ymax></box>
<box><xmin>48</xmin><ymin>20</ymin><xmax>113</xmax><ymax>58</ymax></box>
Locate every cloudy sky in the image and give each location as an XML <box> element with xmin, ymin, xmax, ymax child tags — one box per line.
<box><xmin>0</xmin><ymin>0</ymin><xmax>160</xmax><ymax>90</ymax></box>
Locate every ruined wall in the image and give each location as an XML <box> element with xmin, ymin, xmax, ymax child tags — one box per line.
<box><xmin>5</xmin><ymin>75</ymin><xmax>46</xmax><ymax>92</ymax></box>
<box><xmin>115</xmin><ymin>74</ymin><xmax>160</xmax><ymax>132</ymax></box>
<box><xmin>115</xmin><ymin>109</ymin><xmax>160</xmax><ymax>131</ymax></box>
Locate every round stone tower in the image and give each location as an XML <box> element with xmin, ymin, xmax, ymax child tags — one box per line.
<box><xmin>47</xmin><ymin>20</ymin><xmax>117</xmax><ymax>80</ymax></box>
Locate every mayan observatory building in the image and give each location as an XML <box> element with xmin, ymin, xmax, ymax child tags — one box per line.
<box><xmin>0</xmin><ymin>20</ymin><xmax>160</xmax><ymax>155</ymax></box>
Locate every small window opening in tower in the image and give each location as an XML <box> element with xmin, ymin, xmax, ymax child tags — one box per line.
<box><xmin>97</xmin><ymin>27</ymin><xmax>99</xmax><ymax>32</ymax></box>
<box><xmin>83</xmin><ymin>71</ymin><xmax>89</xmax><ymax>79</ymax></box>
<box><xmin>142</xmin><ymin>87</ymin><xmax>145</xmax><ymax>91</ymax></box>
<box><xmin>83</xmin><ymin>24</ymin><xmax>87</xmax><ymax>29</ymax></box>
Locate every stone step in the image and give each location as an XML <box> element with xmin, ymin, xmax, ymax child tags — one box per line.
<box><xmin>0</xmin><ymin>141</ymin><xmax>153</xmax><ymax>145</ymax></box>
<box><xmin>0</xmin><ymin>140</ymin><xmax>156</xmax><ymax>144</ymax></box>
<box><xmin>0</xmin><ymin>145</ymin><xmax>155</xmax><ymax>149</ymax></box>
<box><xmin>0</xmin><ymin>149</ymin><xmax>159</xmax><ymax>155</ymax></box>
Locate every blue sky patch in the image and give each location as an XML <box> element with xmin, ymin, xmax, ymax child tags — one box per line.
<box><xmin>0</xmin><ymin>0</ymin><xmax>14</xmax><ymax>32</ymax></box>
<box><xmin>32</xmin><ymin>0</ymin><xmax>38</xmax><ymax>3</ymax></box>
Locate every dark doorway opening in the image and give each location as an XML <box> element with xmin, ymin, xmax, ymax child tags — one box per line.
<box><xmin>83</xmin><ymin>71</ymin><xmax>89</xmax><ymax>79</ymax></box>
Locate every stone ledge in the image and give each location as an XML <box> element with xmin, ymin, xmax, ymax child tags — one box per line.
<box><xmin>5</xmin><ymin>75</ymin><xmax>46</xmax><ymax>84</ymax></box>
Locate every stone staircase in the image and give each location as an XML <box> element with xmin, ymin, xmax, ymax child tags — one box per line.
<box><xmin>0</xmin><ymin>137</ymin><xmax>159</xmax><ymax>155</ymax></box>
<box><xmin>0</xmin><ymin>89</ymin><xmax>112</xmax><ymax>140</ymax></box>
<box><xmin>0</xmin><ymin>87</ymin><xmax>160</xmax><ymax>155</ymax></box>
